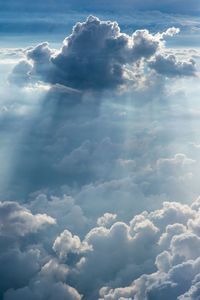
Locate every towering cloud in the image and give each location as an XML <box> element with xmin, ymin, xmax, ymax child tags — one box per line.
<box><xmin>10</xmin><ymin>16</ymin><xmax>196</xmax><ymax>92</ymax></box>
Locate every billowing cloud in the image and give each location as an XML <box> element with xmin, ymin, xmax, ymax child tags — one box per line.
<box><xmin>97</xmin><ymin>213</ymin><xmax>117</xmax><ymax>227</ymax></box>
<box><xmin>149</xmin><ymin>54</ymin><xmax>197</xmax><ymax>77</ymax></box>
<box><xmin>4</xmin><ymin>259</ymin><xmax>82</xmax><ymax>300</ymax></box>
<box><xmin>1</xmin><ymin>12</ymin><xmax>200</xmax><ymax>300</ymax></box>
<box><xmin>0</xmin><ymin>201</ymin><xmax>56</xmax><ymax>237</ymax></box>
<box><xmin>53</xmin><ymin>229</ymin><xmax>90</xmax><ymax>260</ymax></box>
<box><xmin>10</xmin><ymin>16</ymin><xmax>195</xmax><ymax>92</ymax></box>
<box><xmin>98</xmin><ymin>198</ymin><xmax>200</xmax><ymax>300</ymax></box>
<box><xmin>28</xmin><ymin>194</ymin><xmax>87</xmax><ymax>235</ymax></box>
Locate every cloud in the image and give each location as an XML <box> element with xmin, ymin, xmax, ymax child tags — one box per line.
<box><xmin>97</xmin><ymin>213</ymin><xmax>117</xmax><ymax>227</ymax></box>
<box><xmin>24</xmin><ymin>15</ymin><xmax>161</xmax><ymax>90</ymax></box>
<box><xmin>2</xmin><ymin>192</ymin><xmax>200</xmax><ymax>299</ymax></box>
<box><xmin>0</xmin><ymin>248</ymin><xmax>40</xmax><ymax>299</ymax></box>
<box><xmin>10</xmin><ymin>16</ymin><xmax>195</xmax><ymax>92</ymax></box>
<box><xmin>53</xmin><ymin>229</ymin><xmax>90</xmax><ymax>260</ymax></box>
<box><xmin>27</xmin><ymin>194</ymin><xmax>87</xmax><ymax>235</ymax></box>
<box><xmin>69</xmin><ymin>219</ymin><xmax>159</xmax><ymax>298</ymax></box>
<box><xmin>1</xmin><ymin>13</ymin><xmax>200</xmax><ymax>300</ymax></box>
<box><xmin>8</xmin><ymin>60</ymin><xmax>32</xmax><ymax>86</ymax></box>
<box><xmin>149</xmin><ymin>54</ymin><xmax>197</xmax><ymax>77</ymax></box>
<box><xmin>4</xmin><ymin>259</ymin><xmax>82</xmax><ymax>300</ymax></box>
<box><xmin>98</xmin><ymin>197</ymin><xmax>200</xmax><ymax>300</ymax></box>
<box><xmin>0</xmin><ymin>201</ymin><xmax>56</xmax><ymax>237</ymax></box>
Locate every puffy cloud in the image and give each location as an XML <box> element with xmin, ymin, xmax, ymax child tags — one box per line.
<box><xmin>149</xmin><ymin>201</ymin><xmax>196</xmax><ymax>229</ymax></box>
<box><xmin>0</xmin><ymin>201</ymin><xmax>56</xmax><ymax>298</ymax></box>
<box><xmin>97</xmin><ymin>213</ymin><xmax>117</xmax><ymax>227</ymax></box>
<box><xmin>0</xmin><ymin>201</ymin><xmax>56</xmax><ymax>237</ymax></box>
<box><xmin>0</xmin><ymin>248</ymin><xmax>40</xmax><ymax>299</ymax></box>
<box><xmin>8</xmin><ymin>60</ymin><xmax>32</xmax><ymax>86</ymax></box>
<box><xmin>4</xmin><ymin>259</ymin><xmax>82</xmax><ymax>300</ymax></box>
<box><xmin>158</xmin><ymin>223</ymin><xmax>187</xmax><ymax>248</ymax></box>
<box><xmin>10</xmin><ymin>16</ymin><xmax>195</xmax><ymax>92</ymax></box>
<box><xmin>53</xmin><ymin>229</ymin><xmax>90</xmax><ymax>260</ymax></box>
<box><xmin>99</xmin><ymin>197</ymin><xmax>200</xmax><ymax>300</ymax></box>
<box><xmin>1</xmin><ymin>13</ymin><xmax>200</xmax><ymax>300</ymax></box>
<box><xmin>149</xmin><ymin>54</ymin><xmax>197</xmax><ymax>77</ymax></box>
<box><xmin>28</xmin><ymin>194</ymin><xmax>87</xmax><ymax>235</ymax></box>
<box><xmin>2</xmin><ymin>192</ymin><xmax>200</xmax><ymax>299</ymax></box>
<box><xmin>178</xmin><ymin>277</ymin><xmax>200</xmax><ymax>299</ymax></box>
<box><xmin>69</xmin><ymin>219</ymin><xmax>159</xmax><ymax>298</ymax></box>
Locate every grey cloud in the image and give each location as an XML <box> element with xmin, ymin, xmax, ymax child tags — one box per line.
<box><xmin>178</xmin><ymin>277</ymin><xmax>200</xmax><ymax>299</ymax></box>
<box><xmin>149</xmin><ymin>54</ymin><xmax>197</xmax><ymax>77</ymax></box>
<box><xmin>27</xmin><ymin>194</ymin><xmax>87</xmax><ymax>235</ymax></box>
<box><xmin>8</xmin><ymin>60</ymin><xmax>32</xmax><ymax>86</ymax></box>
<box><xmin>1</xmin><ymin>14</ymin><xmax>200</xmax><ymax>300</ymax></box>
<box><xmin>97</xmin><ymin>213</ymin><xmax>117</xmax><ymax>227</ymax></box>
<box><xmin>10</xmin><ymin>16</ymin><xmax>192</xmax><ymax>92</ymax></box>
<box><xmin>0</xmin><ymin>201</ymin><xmax>55</xmax><ymax>237</ymax></box>
<box><xmin>4</xmin><ymin>259</ymin><xmax>82</xmax><ymax>300</ymax></box>
<box><xmin>0</xmin><ymin>248</ymin><xmax>40</xmax><ymax>299</ymax></box>
<box><xmin>53</xmin><ymin>229</ymin><xmax>90</xmax><ymax>260</ymax></box>
<box><xmin>99</xmin><ymin>198</ymin><xmax>200</xmax><ymax>300</ymax></box>
<box><xmin>2</xmin><ymin>192</ymin><xmax>200</xmax><ymax>300</ymax></box>
<box><xmin>69</xmin><ymin>219</ymin><xmax>159</xmax><ymax>298</ymax></box>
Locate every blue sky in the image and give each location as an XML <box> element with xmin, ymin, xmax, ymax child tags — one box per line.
<box><xmin>1</xmin><ymin>1</ymin><xmax>200</xmax><ymax>300</ymax></box>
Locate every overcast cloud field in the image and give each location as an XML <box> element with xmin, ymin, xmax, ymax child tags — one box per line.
<box><xmin>1</xmin><ymin>1</ymin><xmax>200</xmax><ymax>299</ymax></box>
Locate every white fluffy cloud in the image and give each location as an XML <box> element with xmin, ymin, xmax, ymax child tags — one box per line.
<box><xmin>53</xmin><ymin>229</ymin><xmax>90</xmax><ymax>260</ymax></box>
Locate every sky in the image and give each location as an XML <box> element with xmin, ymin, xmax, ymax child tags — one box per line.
<box><xmin>1</xmin><ymin>1</ymin><xmax>200</xmax><ymax>299</ymax></box>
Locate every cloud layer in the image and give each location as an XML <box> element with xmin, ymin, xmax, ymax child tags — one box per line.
<box><xmin>1</xmin><ymin>14</ymin><xmax>200</xmax><ymax>300</ymax></box>
<box><xmin>2</xmin><ymin>197</ymin><xmax>200</xmax><ymax>299</ymax></box>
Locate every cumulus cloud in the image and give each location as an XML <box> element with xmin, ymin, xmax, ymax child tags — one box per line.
<box><xmin>149</xmin><ymin>54</ymin><xmax>197</xmax><ymax>77</ymax></box>
<box><xmin>0</xmin><ymin>248</ymin><xmax>41</xmax><ymax>299</ymax></box>
<box><xmin>2</xmin><ymin>191</ymin><xmax>200</xmax><ymax>299</ymax></box>
<box><xmin>97</xmin><ymin>213</ymin><xmax>117</xmax><ymax>227</ymax></box>
<box><xmin>8</xmin><ymin>60</ymin><xmax>32</xmax><ymax>86</ymax></box>
<box><xmin>28</xmin><ymin>194</ymin><xmax>87</xmax><ymax>235</ymax></box>
<box><xmin>0</xmin><ymin>201</ymin><xmax>56</xmax><ymax>237</ymax></box>
<box><xmin>98</xmin><ymin>197</ymin><xmax>200</xmax><ymax>300</ymax></box>
<box><xmin>68</xmin><ymin>219</ymin><xmax>159</xmax><ymax>298</ymax></box>
<box><xmin>53</xmin><ymin>229</ymin><xmax>90</xmax><ymax>260</ymax></box>
<box><xmin>1</xmin><ymin>13</ymin><xmax>200</xmax><ymax>300</ymax></box>
<box><xmin>4</xmin><ymin>259</ymin><xmax>82</xmax><ymax>300</ymax></box>
<box><xmin>10</xmin><ymin>16</ymin><xmax>196</xmax><ymax>92</ymax></box>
